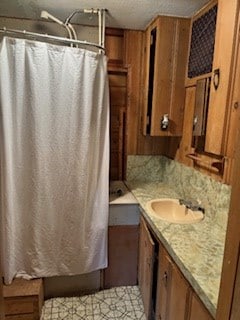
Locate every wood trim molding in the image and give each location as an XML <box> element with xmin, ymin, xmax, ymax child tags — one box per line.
<box><xmin>192</xmin><ymin>0</ymin><xmax>218</xmax><ymax>22</ymax></box>
<box><xmin>216</xmin><ymin>104</ymin><xmax>240</xmax><ymax>318</ymax></box>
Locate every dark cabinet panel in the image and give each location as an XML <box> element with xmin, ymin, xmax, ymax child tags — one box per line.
<box><xmin>103</xmin><ymin>225</ymin><xmax>139</xmax><ymax>288</ymax></box>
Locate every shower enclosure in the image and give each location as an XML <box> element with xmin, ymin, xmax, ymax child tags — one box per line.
<box><xmin>0</xmin><ymin>9</ymin><xmax>109</xmax><ymax>287</ymax></box>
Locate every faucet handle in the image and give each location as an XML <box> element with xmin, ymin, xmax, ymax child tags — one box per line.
<box><xmin>179</xmin><ymin>199</ymin><xmax>193</xmax><ymax>206</ymax></box>
<box><xmin>179</xmin><ymin>199</ymin><xmax>185</xmax><ymax>206</ymax></box>
<box><xmin>179</xmin><ymin>199</ymin><xmax>204</xmax><ymax>213</ymax></box>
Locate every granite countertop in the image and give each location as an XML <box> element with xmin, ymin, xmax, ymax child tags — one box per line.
<box><xmin>126</xmin><ymin>180</ymin><xmax>227</xmax><ymax>318</ymax></box>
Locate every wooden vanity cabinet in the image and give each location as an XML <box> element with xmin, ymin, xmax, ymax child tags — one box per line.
<box><xmin>155</xmin><ymin>244</ymin><xmax>189</xmax><ymax>320</ymax></box>
<box><xmin>142</xmin><ymin>16</ymin><xmax>190</xmax><ymax>137</ymax></box>
<box><xmin>188</xmin><ymin>292</ymin><xmax>214</xmax><ymax>320</ymax></box>
<box><xmin>138</xmin><ymin>216</ymin><xmax>214</xmax><ymax>320</ymax></box>
<box><xmin>138</xmin><ymin>217</ymin><xmax>155</xmax><ymax>319</ymax></box>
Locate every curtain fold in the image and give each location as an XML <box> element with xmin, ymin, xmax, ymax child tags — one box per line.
<box><xmin>0</xmin><ymin>37</ymin><xmax>109</xmax><ymax>284</ymax></box>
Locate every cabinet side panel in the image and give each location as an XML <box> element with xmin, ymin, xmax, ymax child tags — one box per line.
<box><xmin>223</xmin><ymin>14</ymin><xmax>240</xmax><ymax>184</ymax></box>
<box><xmin>216</xmin><ymin>111</ymin><xmax>240</xmax><ymax>319</ymax></box>
<box><xmin>205</xmin><ymin>0</ymin><xmax>239</xmax><ymax>155</ymax></box>
<box><xmin>103</xmin><ymin>225</ymin><xmax>139</xmax><ymax>288</ymax></box>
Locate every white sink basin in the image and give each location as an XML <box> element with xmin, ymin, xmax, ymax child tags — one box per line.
<box><xmin>146</xmin><ymin>198</ymin><xmax>204</xmax><ymax>224</ymax></box>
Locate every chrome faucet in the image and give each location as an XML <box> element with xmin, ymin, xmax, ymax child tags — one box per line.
<box><xmin>179</xmin><ymin>199</ymin><xmax>205</xmax><ymax>214</ymax></box>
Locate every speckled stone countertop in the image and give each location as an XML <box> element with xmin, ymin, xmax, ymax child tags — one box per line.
<box><xmin>126</xmin><ymin>180</ymin><xmax>227</xmax><ymax>318</ymax></box>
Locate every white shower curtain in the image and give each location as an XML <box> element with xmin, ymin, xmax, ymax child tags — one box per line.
<box><xmin>0</xmin><ymin>37</ymin><xmax>109</xmax><ymax>284</ymax></box>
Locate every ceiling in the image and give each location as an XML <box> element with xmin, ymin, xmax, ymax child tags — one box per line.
<box><xmin>0</xmin><ymin>0</ymin><xmax>209</xmax><ymax>30</ymax></box>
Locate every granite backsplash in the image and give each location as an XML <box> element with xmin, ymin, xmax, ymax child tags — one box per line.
<box><xmin>127</xmin><ymin>155</ymin><xmax>231</xmax><ymax>230</ymax></box>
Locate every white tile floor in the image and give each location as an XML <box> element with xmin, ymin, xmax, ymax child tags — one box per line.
<box><xmin>41</xmin><ymin>286</ymin><xmax>146</xmax><ymax>320</ymax></box>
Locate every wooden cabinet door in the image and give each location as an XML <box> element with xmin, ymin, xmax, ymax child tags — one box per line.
<box><xmin>155</xmin><ymin>245</ymin><xmax>189</xmax><ymax>320</ymax></box>
<box><xmin>192</xmin><ymin>78</ymin><xmax>211</xmax><ymax>152</ymax></box>
<box><xmin>205</xmin><ymin>0</ymin><xmax>239</xmax><ymax>155</ymax></box>
<box><xmin>188</xmin><ymin>293</ymin><xmax>213</xmax><ymax>320</ymax></box>
<box><xmin>142</xmin><ymin>16</ymin><xmax>190</xmax><ymax>137</ymax></box>
<box><xmin>168</xmin><ymin>261</ymin><xmax>189</xmax><ymax>320</ymax></box>
<box><xmin>155</xmin><ymin>245</ymin><xmax>171</xmax><ymax>320</ymax></box>
<box><xmin>138</xmin><ymin>217</ymin><xmax>155</xmax><ymax>319</ymax></box>
<box><xmin>193</xmin><ymin>79</ymin><xmax>207</xmax><ymax>137</ymax></box>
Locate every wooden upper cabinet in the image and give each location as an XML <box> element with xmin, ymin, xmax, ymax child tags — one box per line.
<box><xmin>105</xmin><ymin>28</ymin><xmax>125</xmax><ymax>67</ymax></box>
<box><xmin>205</xmin><ymin>0</ymin><xmax>239</xmax><ymax>155</ymax></box>
<box><xmin>223</xmin><ymin>7</ymin><xmax>240</xmax><ymax>184</ymax></box>
<box><xmin>142</xmin><ymin>16</ymin><xmax>190</xmax><ymax>137</ymax></box>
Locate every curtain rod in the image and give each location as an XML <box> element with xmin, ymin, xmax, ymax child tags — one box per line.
<box><xmin>0</xmin><ymin>27</ymin><xmax>105</xmax><ymax>51</ymax></box>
